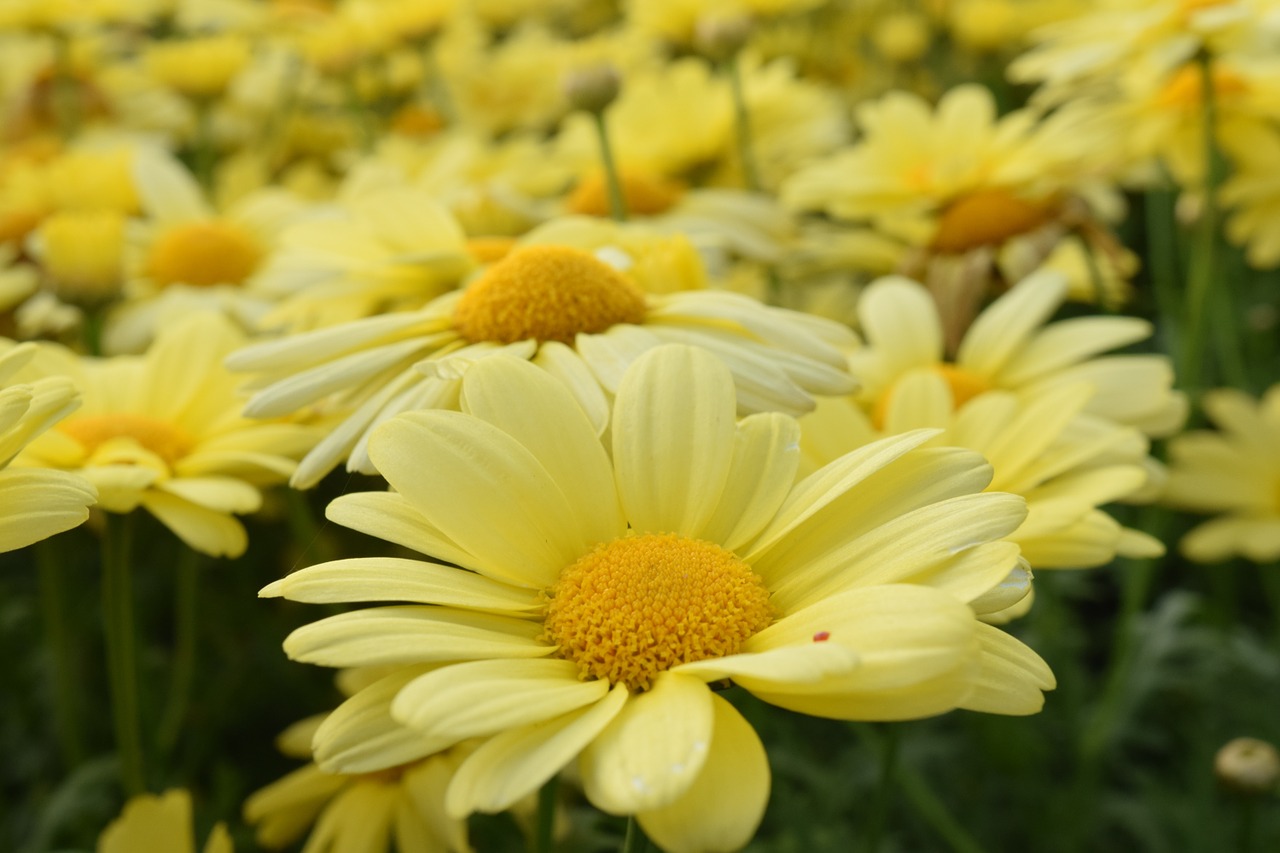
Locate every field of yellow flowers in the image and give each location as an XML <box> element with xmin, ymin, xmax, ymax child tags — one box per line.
<box><xmin>2</xmin><ymin>1</ymin><xmax>1279</xmax><ymax>851</ymax></box>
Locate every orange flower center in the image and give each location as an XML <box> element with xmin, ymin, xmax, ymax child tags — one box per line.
<box><xmin>453</xmin><ymin>244</ymin><xmax>647</xmax><ymax>345</ymax></box>
<box><xmin>1154</xmin><ymin>63</ymin><xmax>1249</xmax><ymax>111</ymax></box>
<box><xmin>543</xmin><ymin>533</ymin><xmax>774</xmax><ymax>692</ymax></box>
<box><xmin>58</xmin><ymin>413</ymin><xmax>191</xmax><ymax>465</ymax></box>
<box><xmin>566</xmin><ymin>169</ymin><xmax>685</xmax><ymax>218</ymax></box>
<box><xmin>145</xmin><ymin>220</ymin><xmax>263</xmax><ymax>288</ymax></box>
<box><xmin>931</xmin><ymin>189</ymin><xmax>1055</xmax><ymax>254</ymax></box>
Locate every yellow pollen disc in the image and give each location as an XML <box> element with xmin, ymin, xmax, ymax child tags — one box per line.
<box><xmin>542</xmin><ymin>533</ymin><xmax>774</xmax><ymax>692</ymax></box>
<box><xmin>872</xmin><ymin>363</ymin><xmax>991</xmax><ymax>429</ymax></box>
<box><xmin>145</xmin><ymin>220</ymin><xmax>263</xmax><ymax>288</ymax></box>
<box><xmin>1154</xmin><ymin>64</ymin><xmax>1248</xmax><ymax>111</ymax></box>
<box><xmin>58</xmin><ymin>413</ymin><xmax>191</xmax><ymax>465</ymax></box>
<box><xmin>453</xmin><ymin>244</ymin><xmax>647</xmax><ymax>345</ymax></box>
<box><xmin>566</xmin><ymin>169</ymin><xmax>685</xmax><ymax>218</ymax></box>
<box><xmin>931</xmin><ymin>189</ymin><xmax>1055</xmax><ymax>254</ymax></box>
<box><xmin>465</xmin><ymin>236</ymin><xmax>518</xmax><ymax>265</ymax></box>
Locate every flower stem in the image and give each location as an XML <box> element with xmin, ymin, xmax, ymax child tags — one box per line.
<box><xmin>101</xmin><ymin>513</ymin><xmax>146</xmax><ymax>795</ymax></box>
<box><xmin>620</xmin><ymin>816</ymin><xmax>647</xmax><ymax>853</ymax></box>
<box><xmin>37</xmin><ymin>539</ymin><xmax>84</xmax><ymax>769</ymax></box>
<box><xmin>592</xmin><ymin>111</ymin><xmax>628</xmax><ymax>222</ymax></box>
<box><xmin>726</xmin><ymin>54</ymin><xmax>761</xmax><ymax>193</ymax></box>
<box><xmin>1144</xmin><ymin>187</ymin><xmax>1182</xmax><ymax>355</ymax></box>
<box><xmin>1179</xmin><ymin>52</ymin><xmax>1226</xmax><ymax>395</ymax></box>
<box><xmin>895</xmin><ymin>766</ymin><xmax>988</xmax><ymax>853</ymax></box>
<box><xmin>530</xmin><ymin>775</ymin><xmax>558</xmax><ymax>853</ymax></box>
<box><xmin>864</xmin><ymin>724</ymin><xmax>900</xmax><ymax>853</ymax></box>
<box><xmin>157</xmin><ymin>545</ymin><xmax>201</xmax><ymax>756</ymax></box>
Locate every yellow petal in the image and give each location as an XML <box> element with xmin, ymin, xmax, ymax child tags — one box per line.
<box><xmin>959</xmin><ymin>622</ymin><xmax>1055</xmax><ymax>715</ymax></box>
<box><xmin>533</xmin><ymin>341</ymin><xmax>610</xmax><ymax>435</ymax></box>
<box><xmin>392</xmin><ymin>659</ymin><xmax>609</xmax><ymax>746</ymax></box>
<box><xmin>957</xmin><ymin>269</ymin><xmax>1066</xmax><ymax>378</ymax></box>
<box><xmin>446</xmin><ymin>685</ymin><xmax>628</xmax><ymax>817</ymax></box>
<box><xmin>313</xmin><ymin>665</ymin><xmax>449</xmax><ymax>774</ymax></box>
<box><xmin>698</xmin><ymin>413</ymin><xmax>801</xmax><ymax>551</ymax></box>
<box><xmin>636</xmin><ymin>694</ymin><xmax>769</xmax><ymax>853</ymax></box>
<box><xmin>140</xmin><ymin>491</ymin><xmax>248</xmax><ymax>558</ymax></box>
<box><xmin>612</xmin><ymin>345</ymin><xmax>736</xmax><ymax>538</ymax></box>
<box><xmin>157</xmin><ymin>477</ymin><xmax>261</xmax><ymax>514</ymax></box>
<box><xmin>326</xmin><ymin>492</ymin><xmax>475</xmax><ymax>569</ymax></box>
<box><xmin>0</xmin><ymin>468</ymin><xmax>95</xmax><ymax>552</ymax></box>
<box><xmin>580</xmin><ymin>672</ymin><xmax>713</xmax><ymax>813</ymax></box>
<box><xmin>98</xmin><ymin>789</ymin><xmax>197</xmax><ymax>853</ymax></box>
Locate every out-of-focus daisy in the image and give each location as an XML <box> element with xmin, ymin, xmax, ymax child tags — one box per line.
<box><xmin>14</xmin><ymin>313</ymin><xmax>316</xmax><ymax>557</ymax></box>
<box><xmin>848</xmin><ymin>272</ymin><xmax>1186</xmax><ymax>438</ymax></box>
<box><xmin>245</xmin><ymin>696</ymin><xmax>471</xmax><ymax>853</ymax></box>
<box><xmin>783</xmin><ymin>85</ymin><xmax>1131</xmax><ymax>347</ymax></box>
<box><xmin>1163</xmin><ymin>385</ymin><xmax>1280</xmax><ymax>563</ymax></box>
<box><xmin>106</xmin><ymin>147</ymin><xmax>305</xmax><ymax>353</ymax></box>
<box><xmin>264</xmin><ymin>347</ymin><xmax>1052</xmax><ymax>852</ymax></box>
<box><xmin>0</xmin><ymin>343</ymin><xmax>96</xmax><ymax>552</ymax></box>
<box><xmin>625</xmin><ymin>0</ymin><xmax>827</xmax><ymax>46</ymax></box>
<box><xmin>1221</xmin><ymin>123</ymin><xmax>1280</xmax><ymax>268</ymax></box>
<box><xmin>229</xmin><ymin>232</ymin><xmax>856</xmax><ymax>488</ymax></box>
<box><xmin>99</xmin><ymin>789</ymin><xmax>232</xmax><ymax>853</ymax></box>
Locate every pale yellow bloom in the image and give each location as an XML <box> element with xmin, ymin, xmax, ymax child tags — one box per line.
<box><xmin>146</xmin><ymin>34</ymin><xmax>252</xmax><ymax>99</ymax></box>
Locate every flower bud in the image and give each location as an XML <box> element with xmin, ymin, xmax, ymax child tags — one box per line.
<box><xmin>695</xmin><ymin>13</ymin><xmax>753</xmax><ymax>63</ymax></box>
<box><xmin>1215</xmin><ymin>737</ymin><xmax>1280</xmax><ymax>796</ymax></box>
<box><xmin>563</xmin><ymin>63</ymin><xmax>621</xmax><ymax>115</ymax></box>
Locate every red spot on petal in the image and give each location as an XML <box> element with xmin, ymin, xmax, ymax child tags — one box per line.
<box><xmin>813</xmin><ymin>631</ymin><xmax>830</xmax><ymax>642</ymax></box>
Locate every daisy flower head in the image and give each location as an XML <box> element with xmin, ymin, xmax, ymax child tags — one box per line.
<box><xmin>99</xmin><ymin>789</ymin><xmax>232</xmax><ymax>853</ymax></box>
<box><xmin>14</xmin><ymin>312</ymin><xmax>317</xmax><ymax>557</ymax></box>
<box><xmin>263</xmin><ymin>345</ymin><xmax>1054</xmax><ymax>852</ymax></box>
<box><xmin>228</xmin><ymin>227</ymin><xmax>857</xmax><ymax>488</ymax></box>
<box><xmin>1220</xmin><ymin>121</ymin><xmax>1280</xmax><ymax>268</ymax></box>
<box><xmin>245</xmin><ymin>695</ymin><xmax>471</xmax><ymax>853</ymax></box>
<box><xmin>849</xmin><ymin>271</ymin><xmax>1187</xmax><ymax>439</ymax></box>
<box><xmin>1163</xmin><ymin>385</ymin><xmax>1280</xmax><ymax>563</ymax></box>
<box><xmin>106</xmin><ymin>146</ymin><xmax>306</xmax><ymax>353</ymax></box>
<box><xmin>782</xmin><ymin>84</ymin><xmax>1130</xmax><ymax>347</ymax></box>
<box><xmin>0</xmin><ymin>342</ymin><xmax>96</xmax><ymax>552</ymax></box>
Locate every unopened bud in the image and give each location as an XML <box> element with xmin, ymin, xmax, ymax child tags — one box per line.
<box><xmin>695</xmin><ymin>14</ymin><xmax>753</xmax><ymax>63</ymax></box>
<box><xmin>873</xmin><ymin>12</ymin><xmax>931</xmax><ymax>64</ymax></box>
<box><xmin>1215</xmin><ymin>737</ymin><xmax>1280</xmax><ymax>796</ymax></box>
<box><xmin>563</xmin><ymin>63</ymin><xmax>621</xmax><ymax>115</ymax></box>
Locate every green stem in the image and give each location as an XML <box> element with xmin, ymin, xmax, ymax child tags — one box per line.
<box><xmin>37</xmin><ymin>539</ymin><xmax>84</xmax><ymax>769</ymax></box>
<box><xmin>157</xmin><ymin>546</ymin><xmax>201</xmax><ymax>755</ymax></box>
<box><xmin>101</xmin><ymin>513</ymin><xmax>146</xmax><ymax>795</ymax></box>
<box><xmin>1259</xmin><ymin>564</ymin><xmax>1280</xmax><ymax>648</ymax></box>
<box><xmin>726</xmin><ymin>53</ymin><xmax>761</xmax><ymax>192</ymax></box>
<box><xmin>52</xmin><ymin>34</ymin><xmax>81</xmax><ymax>139</ymax></box>
<box><xmin>1237</xmin><ymin>796</ymin><xmax>1257</xmax><ymax>853</ymax></box>
<box><xmin>193</xmin><ymin>101</ymin><xmax>216</xmax><ymax>193</ymax></box>
<box><xmin>592</xmin><ymin>111</ymin><xmax>627</xmax><ymax>222</ymax></box>
<box><xmin>621</xmin><ymin>816</ymin><xmax>647</xmax><ymax>853</ymax></box>
<box><xmin>530</xmin><ymin>775</ymin><xmax>558</xmax><ymax>853</ymax></box>
<box><xmin>1179</xmin><ymin>52</ymin><xmax>1225</xmax><ymax>395</ymax></box>
<box><xmin>1144</xmin><ymin>187</ymin><xmax>1182</xmax><ymax>353</ymax></box>
<box><xmin>865</xmin><ymin>726</ymin><xmax>900</xmax><ymax>853</ymax></box>
<box><xmin>895</xmin><ymin>767</ymin><xmax>988</xmax><ymax>853</ymax></box>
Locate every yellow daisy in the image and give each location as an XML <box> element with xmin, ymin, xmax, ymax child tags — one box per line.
<box><xmin>1163</xmin><ymin>385</ymin><xmax>1280</xmax><ymax>563</ymax></box>
<box><xmin>263</xmin><ymin>346</ymin><xmax>1053</xmax><ymax>853</ymax></box>
<box><xmin>106</xmin><ymin>147</ymin><xmax>306</xmax><ymax>353</ymax></box>
<box><xmin>849</xmin><ymin>271</ymin><xmax>1187</xmax><ymax>438</ymax></box>
<box><xmin>1220</xmin><ymin>123</ymin><xmax>1280</xmax><ymax>268</ymax></box>
<box><xmin>245</xmin><ymin>700</ymin><xmax>471</xmax><ymax>853</ymax></box>
<box><xmin>98</xmin><ymin>789</ymin><xmax>232</xmax><ymax>853</ymax></box>
<box><xmin>0</xmin><ymin>342</ymin><xmax>96</xmax><ymax>552</ymax></box>
<box><xmin>800</xmin><ymin>373</ymin><xmax>1164</xmax><ymax>573</ymax></box>
<box><xmin>14</xmin><ymin>313</ymin><xmax>317</xmax><ymax>557</ymax></box>
<box><xmin>229</xmin><ymin>236</ymin><xmax>856</xmax><ymax>488</ymax></box>
<box><xmin>782</xmin><ymin>84</ymin><xmax>1130</xmax><ymax>346</ymax></box>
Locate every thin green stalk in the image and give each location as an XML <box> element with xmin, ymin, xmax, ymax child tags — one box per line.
<box><xmin>895</xmin><ymin>767</ymin><xmax>988</xmax><ymax>853</ymax></box>
<box><xmin>1144</xmin><ymin>187</ymin><xmax>1182</xmax><ymax>352</ymax></box>
<box><xmin>101</xmin><ymin>513</ymin><xmax>146</xmax><ymax>795</ymax></box>
<box><xmin>1237</xmin><ymin>797</ymin><xmax>1257</xmax><ymax>853</ymax></box>
<box><xmin>37</xmin><ymin>539</ymin><xmax>84</xmax><ymax>769</ymax></box>
<box><xmin>1259</xmin><ymin>564</ymin><xmax>1280</xmax><ymax>648</ymax></box>
<box><xmin>1179</xmin><ymin>52</ymin><xmax>1225</xmax><ymax>394</ymax></box>
<box><xmin>621</xmin><ymin>816</ymin><xmax>647</xmax><ymax>853</ymax></box>
<box><xmin>864</xmin><ymin>725</ymin><xmax>900</xmax><ymax>853</ymax></box>
<box><xmin>193</xmin><ymin>101</ymin><xmax>216</xmax><ymax>192</ymax></box>
<box><xmin>530</xmin><ymin>776</ymin><xmax>558</xmax><ymax>853</ymax></box>
<box><xmin>592</xmin><ymin>111</ymin><xmax>627</xmax><ymax>222</ymax></box>
<box><xmin>52</xmin><ymin>34</ymin><xmax>81</xmax><ymax>139</ymax></box>
<box><xmin>1208</xmin><ymin>258</ymin><xmax>1250</xmax><ymax>389</ymax></box>
<box><xmin>157</xmin><ymin>546</ymin><xmax>201</xmax><ymax>755</ymax></box>
<box><xmin>725</xmin><ymin>54</ymin><xmax>761</xmax><ymax>193</ymax></box>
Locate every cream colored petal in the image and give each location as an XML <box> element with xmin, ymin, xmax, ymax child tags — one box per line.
<box><xmin>637</xmin><ymin>694</ymin><xmax>769</xmax><ymax>853</ymax></box>
<box><xmin>768</xmin><ymin>493</ymin><xmax>1027</xmax><ymax>612</ymax></box>
<box><xmin>135</xmin><ymin>148</ymin><xmax>211</xmax><ymax>222</ymax></box>
<box><xmin>392</xmin><ymin>659</ymin><xmax>610</xmax><ymax>746</ymax></box>
<box><xmin>968</xmin><ymin>562</ymin><xmax>1033</xmax><ymax>616</ymax></box>
<box><xmin>1182</xmin><ymin>516</ymin><xmax>1278</xmax><ymax>564</ymax></box>
<box><xmin>401</xmin><ymin>752</ymin><xmax>472</xmax><ymax>853</ymax></box>
<box><xmin>882</xmin><ymin>369</ymin><xmax>952</xmax><ymax>433</ymax></box>
<box><xmin>84</xmin><ymin>465</ymin><xmax>156</xmax><ymax>512</ymax></box>
<box><xmin>698</xmin><ymin>413</ymin><xmax>801</xmax><ymax>551</ymax></box>
<box><xmin>1014</xmin><ymin>509</ymin><xmax>1121</xmax><ymax>569</ymax></box>
<box><xmin>140</xmin><ymin>491</ymin><xmax>248</xmax><ymax>558</ymax></box>
<box><xmin>369</xmin><ymin>411</ymin><xmax>587</xmax><ymax>588</ymax></box>
<box><xmin>997</xmin><ymin>316</ymin><xmax>1153</xmax><ymax>386</ymax></box>
<box><xmin>445</xmin><ymin>685</ymin><xmax>628</xmax><ymax>817</ymax></box>
<box><xmin>302</xmin><ymin>782</ymin><xmax>395</xmax><ymax>853</ymax></box>
<box><xmin>796</xmin><ymin>395</ymin><xmax>879</xmax><ymax>473</ymax></box>
<box><xmin>533</xmin><ymin>341</ymin><xmax>610</xmax><ymax>435</ymax></box>
<box><xmin>459</xmin><ymin>356</ymin><xmax>624</xmax><ymax>547</ymax></box>
<box><xmin>157</xmin><ymin>477</ymin><xmax>261</xmax><ymax>514</ymax></box>
<box><xmin>957</xmin><ymin>270</ymin><xmax>1067</xmax><ymax>379</ymax></box>
<box><xmin>326</xmin><ymin>492</ymin><xmax>476</xmax><ymax>569</ymax></box>
<box><xmin>226</xmin><ymin>312</ymin><xmax>439</xmax><ymax>374</ymax></box>
<box><xmin>0</xmin><ymin>468</ymin><xmax>95</xmax><ymax>552</ymax></box>
<box><xmin>574</xmin><ymin>324</ymin><xmax>663</xmax><ymax>393</ymax></box>
<box><xmin>242</xmin><ymin>339</ymin><xmax>427</xmax><ymax>419</ymax></box>
<box><xmin>261</xmin><ymin>558</ymin><xmax>541</xmax><ymax>613</ymax></box>
<box><xmin>958</xmin><ymin>622</ymin><xmax>1055</xmax><ymax>716</ymax></box>
<box><xmin>612</xmin><ymin>346</ymin><xmax>736</xmax><ymax>538</ymax></box>
<box><xmin>141</xmin><ymin>312</ymin><xmax>241</xmax><ymax>426</ymax></box>
<box><xmin>580</xmin><ymin>673</ymin><xmax>714</xmax><ymax>814</ymax></box>
<box><xmin>857</xmin><ymin>277</ymin><xmax>943</xmax><ymax>375</ymax></box>
<box><xmin>313</xmin><ymin>665</ymin><xmax>451</xmax><ymax>774</ymax></box>
<box><xmin>673</xmin><ymin>642</ymin><xmax>862</xmax><ymax>686</ymax></box>
<box><xmin>282</xmin><ymin>606</ymin><xmax>551</xmax><ymax>668</ymax></box>
<box><xmin>243</xmin><ymin>765</ymin><xmax>345</xmax><ymax>849</ymax></box>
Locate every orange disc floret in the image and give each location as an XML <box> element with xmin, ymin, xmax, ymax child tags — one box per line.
<box><xmin>145</xmin><ymin>221</ymin><xmax>263</xmax><ymax>288</ymax></box>
<box><xmin>59</xmin><ymin>413</ymin><xmax>192</xmax><ymax>465</ymax></box>
<box><xmin>931</xmin><ymin>189</ymin><xmax>1054</xmax><ymax>254</ymax></box>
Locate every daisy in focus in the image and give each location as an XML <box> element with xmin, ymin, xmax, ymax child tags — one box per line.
<box><xmin>263</xmin><ymin>345</ymin><xmax>1053</xmax><ymax>852</ymax></box>
<box><xmin>0</xmin><ymin>342</ymin><xmax>96</xmax><ymax>552</ymax></box>
<box><xmin>1163</xmin><ymin>384</ymin><xmax>1280</xmax><ymax>563</ymax></box>
<box><xmin>229</xmin><ymin>231</ymin><xmax>856</xmax><ymax>488</ymax></box>
<box><xmin>13</xmin><ymin>313</ymin><xmax>317</xmax><ymax>557</ymax></box>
